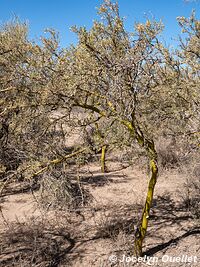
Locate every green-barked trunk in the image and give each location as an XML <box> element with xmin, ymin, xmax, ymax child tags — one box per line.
<box><xmin>121</xmin><ymin>118</ymin><xmax>158</xmax><ymax>256</ymax></box>
<box><xmin>101</xmin><ymin>145</ymin><xmax>107</xmax><ymax>173</ymax></box>
<box><xmin>134</xmin><ymin>157</ymin><xmax>158</xmax><ymax>256</ymax></box>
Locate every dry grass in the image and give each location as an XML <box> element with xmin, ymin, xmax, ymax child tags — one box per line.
<box><xmin>0</xmin><ymin>217</ymin><xmax>76</xmax><ymax>267</ymax></box>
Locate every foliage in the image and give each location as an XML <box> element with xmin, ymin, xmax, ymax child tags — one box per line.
<box><xmin>0</xmin><ymin>0</ymin><xmax>199</xmax><ymax>256</ymax></box>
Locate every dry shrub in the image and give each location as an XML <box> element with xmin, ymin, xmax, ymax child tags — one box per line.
<box><xmin>181</xmin><ymin>164</ymin><xmax>200</xmax><ymax>219</ymax></box>
<box><xmin>177</xmin><ymin>146</ymin><xmax>200</xmax><ymax>219</ymax></box>
<box><xmin>156</xmin><ymin>136</ymin><xmax>197</xmax><ymax>170</ymax></box>
<box><xmin>0</xmin><ymin>144</ymin><xmax>26</xmax><ymax>182</ymax></box>
<box><xmin>0</xmin><ymin>218</ymin><xmax>75</xmax><ymax>267</ymax></box>
<box><xmin>38</xmin><ymin>171</ymin><xmax>92</xmax><ymax>210</ymax></box>
<box><xmin>156</xmin><ymin>137</ymin><xmax>180</xmax><ymax>170</ymax></box>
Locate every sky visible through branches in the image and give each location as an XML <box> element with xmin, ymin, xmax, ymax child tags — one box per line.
<box><xmin>0</xmin><ymin>0</ymin><xmax>200</xmax><ymax>48</ymax></box>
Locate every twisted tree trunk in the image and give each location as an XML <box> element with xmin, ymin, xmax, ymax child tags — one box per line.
<box><xmin>121</xmin><ymin>118</ymin><xmax>158</xmax><ymax>256</ymax></box>
<box><xmin>134</xmin><ymin>156</ymin><xmax>158</xmax><ymax>256</ymax></box>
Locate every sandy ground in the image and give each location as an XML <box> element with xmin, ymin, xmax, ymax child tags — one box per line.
<box><xmin>0</xmin><ymin>157</ymin><xmax>199</xmax><ymax>267</ymax></box>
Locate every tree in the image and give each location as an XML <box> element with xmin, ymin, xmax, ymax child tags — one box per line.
<box><xmin>177</xmin><ymin>12</ymin><xmax>200</xmax><ymax>141</ymax></box>
<box><xmin>51</xmin><ymin>1</ymin><xmax>199</xmax><ymax>255</ymax></box>
<box><xmin>44</xmin><ymin>0</ymin><xmax>164</xmax><ymax>255</ymax></box>
<box><xmin>0</xmin><ymin>20</ymin><xmax>90</xmax><ymax>206</ymax></box>
<box><xmin>0</xmin><ymin>1</ymin><xmax>199</xmax><ymax>257</ymax></box>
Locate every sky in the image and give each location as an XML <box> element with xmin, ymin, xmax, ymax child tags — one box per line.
<box><xmin>0</xmin><ymin>0</ymin><xmax>199</xmax><ymax>48</ymax></box>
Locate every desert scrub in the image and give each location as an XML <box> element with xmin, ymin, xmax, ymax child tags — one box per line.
<box><xmin>38</xmin><ymin>172</ymin><xmax>92</xmax><ymax>210</ymax></box>
<box><xmin>181</xmin><ymin>164</ymin><xmax>200</xmax><ymax>219</ymax></box>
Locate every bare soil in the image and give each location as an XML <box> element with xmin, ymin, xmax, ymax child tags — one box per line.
<box><xmin>0</xmin><ymin>157</ymin><xmax>199</xmax><ymax>267</ymax></box>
